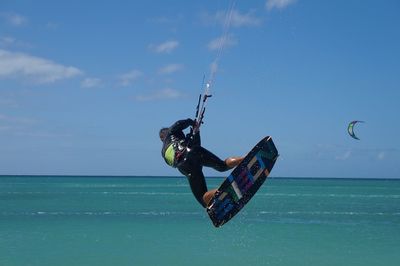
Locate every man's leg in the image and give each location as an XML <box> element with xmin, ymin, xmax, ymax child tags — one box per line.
<box><xmin>179</xmin><ymin>148</ymin><xmax>243</xmax><ymax>208</ymax></box>
<box><xmin>195</xmin><ymin>146</ymin><xmax>244</xmax><ymax>172</ymax></box>
<box><xmin>178</xmin><ymin>163</ymin><xmax>209</xmax><ymax>208</ymax></box>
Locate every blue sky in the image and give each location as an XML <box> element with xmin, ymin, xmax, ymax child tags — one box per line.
<box><xmin>0</xmin><ymin>0</ymin><xmax>399</xmax><ymax>178</ymax></box>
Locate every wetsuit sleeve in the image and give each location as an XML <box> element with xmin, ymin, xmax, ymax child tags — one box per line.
<box><xmin>169</xmin><ymin>119</ymin><xmax>195</xmax><ymax>134</ymax></box>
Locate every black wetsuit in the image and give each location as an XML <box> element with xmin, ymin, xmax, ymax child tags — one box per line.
<box><xmin>161</xmin><ymin>119</ymin><xmax>230</xmax><ymax>207</ymax></box>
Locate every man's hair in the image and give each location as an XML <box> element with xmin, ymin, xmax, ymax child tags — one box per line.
<box><xmin>159</xmin><ymin>127</ymin><xmax>169</xmax><ymax>137</ymax></box>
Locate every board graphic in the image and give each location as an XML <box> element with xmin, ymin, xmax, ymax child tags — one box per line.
<box><xmin>206</xmin><ymin>136</ymin><xmax>278</xmax><ymax>227</ymax></box>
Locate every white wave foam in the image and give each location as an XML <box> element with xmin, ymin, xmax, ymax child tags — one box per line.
<box><xmin>257</xmin><ymin>193</ymin><xmax>400</xmax><ymax>198</ymax></box>
<box><xmin>0</xmin><ymin>211</ymin><xmax>202</xmax><ymax>217</ymax></box>
<box><xmin>258</xmin><ymin>211</ymin><xmax>400</xmax><ymax>216</ymax></box>
<box><xmin>0</xmin><ymin>191</ymin><xmax>192</xmax><ymax>196</ymax></box>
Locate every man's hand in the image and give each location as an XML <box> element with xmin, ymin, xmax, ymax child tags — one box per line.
<box><xmin>188</xmin><ymin>118</ymin><xmax>197</xmax><ymax>127</ymax></box>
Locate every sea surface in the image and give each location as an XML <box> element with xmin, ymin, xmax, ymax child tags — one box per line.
<box><xmin>1</xmin><ymin>176</ymin><xmax>399</xmax><ymax>266</ymax></box>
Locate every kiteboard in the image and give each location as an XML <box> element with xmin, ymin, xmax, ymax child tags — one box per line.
<box><xmin>206</xmin><ymin>136</ymin><xmax>279</xmax><ymax>227</ymax></box>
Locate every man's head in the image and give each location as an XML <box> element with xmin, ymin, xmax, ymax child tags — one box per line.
<box><xmin>159</xmin><ymin>128</ymin><xmax>169</xmax><ymax>142</ymax></box>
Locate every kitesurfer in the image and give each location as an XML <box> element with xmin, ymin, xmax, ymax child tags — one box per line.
<box><xmin>160</xmin><ymin>118</ymin><xmax>243</xmax><ymax>208</ymax></box>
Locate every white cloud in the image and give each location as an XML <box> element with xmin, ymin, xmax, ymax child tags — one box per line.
<box><xmin>0</xmin><ymin>125</ymin><xmax>12</xmax><ymax>132</ymax></box>
<box><xmin>210</xmin><ymin>61</ymin><xmax>218</xmax><ymax>75</ymax></box>
<box><xmin>208</xmin><ymin>34</ymin><xmax>237</xmax><ymax>51</ymax></box>
<box><xmin>135</xmin><ymin>88</ymin><xmax>184</xmax><ymax>101</ymax></box>
<box><xmin>1</xmin><ymin>12</ymin><xmax>28</xmax><ymax>26</ymax></box>
<box><xmin>45</xmin><ymin>22</ymin><xmax>58</xmax><ymax>30</ymax></box>
<box><xmin>81</xmin><ymin>77</ymin><xmax>102</xmax><ymax>88</ymax></box>
<box><xmin>158</xmin><ymin>64</ymin><xmax>183</xmax><ymax>75</ymax></box>
<box><xmin>0</xmin><ymin>113</ymin><xmax>36</xmax><ymax>125</ymax></box>
<box><xmin>335</xmin><ymin>150</ymin><xmax>351</xmax><ymax>161</ymax></box>
<box><xmin>149</xmin><ymin>40</ymin><xmax>179</xmax><ymax>54</ymax></box>
<box><xmin>377</xmin><ymin>152</ymin><xmax>385</xmax><ymax>160</ymax></box>
<box><xmin>0</xmin><ymin>36</ymin><xmax>32</xmax><ymax>49</ymax></box>
<box><xmin>0</xmin><ymin>98</ymin><xmax>18</xmax><ymax>108</ymax></box>
<box><xmin>209</xmin><ymin>9</ymin><xmax>261</xmax><ymax>28</ymax></box>
<box><xmin>0</xmin><ymin>113</ymin><xmax>70</xmax><ymax>138</ymax></box>
<box><xmin>147</xmin><ymin>15</ymin><xmax>184</xmax><ymax>26</ymax></box>
<box><xmin>266</xmin><ymin>0</ymin><xmax>297</xmax><ymax>11</ymax></box>
<box><xmin>118</xmin><ymin>69</ymin><xmax>143</xmax><ymax>86</ymax></box>
<box><xmin>0</xmin><ymin>36</ymin><xmax>15</xmax><ymax>46</ymax></box>
<box><xmin>0</xmin><ymin>49</ymin><xmax>83</xmax><ymax>83</ymax></box>
<box><xmin>14</xmin><ymin>130</ymin><xmax>71</xmax><ymax>138</ymax></box>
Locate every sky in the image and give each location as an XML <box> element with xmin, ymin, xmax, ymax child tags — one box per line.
<box><xmin>0</xmin><ymin>0</ymin><xmax>399</xmax><ymax>178</ymax></box>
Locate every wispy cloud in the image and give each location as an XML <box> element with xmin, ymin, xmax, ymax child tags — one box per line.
<box><xmin>0</xmin><ymin>36</ymin><xmax>32</xmax><ymax>49</ymax></box>
<box><xmin>0</xmin><ymin>113</ymin><xmax>36</xmax><ymax>133</ymax></box>
<box><xmin>13</xmin><ymin>131</ymin><xmax>71</xmax><ymax>138</ymax></box>
<box><xmin>201</xmin><ymin>9</ymin><xmax>262</xmax><ymax>28</ymax></box>
<box><xmin>147</xmin><ymin>15</ymin><xmax>184</xmax><ymax>26</ymax></box>
<box><xmin>0</xmin><ymin>12</ymin><xmax>28</xmax><ymax>26</ymax></box>
<box><xmin>210</xmin><ymin>61</ymin><xmax>219</xmax><ymax>75</ymax></box>
<box><xmin>134</xmin><ymin>88</ymin><xmax>184</xmax><ymax>102</ymax></box>
<box><xmin>207</xmin><ymin>34</ymin><xmax>237</xmax><ymax>51</ymax></box>
<box><xmin>335</xmin><ymin>150</ymin><xmax>351</xmax><ymax>160</ymax></box>
<box><xmin>0</xmin><ymin>36</ymin><xmax>16</xmax><ymax>47</ymax></box>
<box><xmin>45</xmin><ymin>22</ymin><xmax>58</xmax><ymax>30</ymax></box>
<box><xmin>266</xmin><ymin>0</ymin><xmax>297</xmax><ymax>11</ymax></box>
<box><xmin>158</xmin><ymin>63</ymin><xmax>184</xmax><ymax>75</ymax></box>
<box><xmin>0</xmin><ymin>125</ymin><xmax>12</xmax><ymax>132</ymax></box>
<box><xmin>149</xmin><ymin>40</ymin><xmax>179</xmax><ymax>54</ymax></box>
<box><xmin>205</xmin><ymin>9</ymin><xmax>262</xmax><ymax>28</ymax></box>
<box><xmin>117</xmin><ymin>69</ymin><xmax>143</xmax><ymax>86</ymax></box>
<box><xmin>0</xmin><ymin>98</ymin><xmax>18</xmax><ymax>108</ymax></box>
<box><xmin>81</xmin><ymin>77</ymin><xmax>102</xmax><ymax>88</ymax></box>
<box><xmin>377</xmin><ymin>151</ymin><xmax>385</xmax><ymax>160</ymax></box>
<box><xmin>0</xmin><ymin>113</ymin><xmax>35</xmax><ymax>124</ymax></box>
<box><xmin>0</xmin><ymin>49</ymin><xmax>83</xmax><ymax>83</ymax></box>
<box><xmin>0</xmin><ymin>113</ymin><xmax>70</xmax><ymax>138</ymax></box>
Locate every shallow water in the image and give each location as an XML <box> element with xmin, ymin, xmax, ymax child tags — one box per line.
<box><xmin>1</xmin><ymin>176</ymin><xmax>399</xmax><ymax>266</ymax></box>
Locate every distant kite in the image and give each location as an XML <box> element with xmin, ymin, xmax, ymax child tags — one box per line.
<box><xmin>348</xmin><ymin>120</ymin><xmax>364</xmax><ymax>140</ymax></box>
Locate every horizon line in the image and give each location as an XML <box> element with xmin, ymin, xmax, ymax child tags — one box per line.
<box><xmin>0</xmin><ymin>175</ymin><xmax>399</xmax><ymax>180</ymax></box>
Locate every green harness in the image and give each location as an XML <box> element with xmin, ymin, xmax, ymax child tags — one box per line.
<box><xmin>164</xmin><ymin>144</ymin><xmax>176</xmax><ymax>167</ymax></box>
<box><xmin>164</xmin><ymin>140</ymin><xmax>187</xmax><ymax>167</ymax></box>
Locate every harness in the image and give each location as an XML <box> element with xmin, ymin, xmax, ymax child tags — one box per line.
<box><xmin>163</xmin><ymin>138</ymin><xmax>187</xmax><ymax>167</ymax></box>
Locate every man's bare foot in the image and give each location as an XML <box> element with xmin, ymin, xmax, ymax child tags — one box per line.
<box><xmin>203</xmin><ymin>189</ymin><xmax>217</xmax><ymax>207</ymax></box>
<box><xmin>225</xmin><ymin>156</ymin><xmax>244</xmax><ymax>169</ymax></box>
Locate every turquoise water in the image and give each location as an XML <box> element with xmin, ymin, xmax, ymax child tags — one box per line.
<box><xmin>1</xmin><ymin>176</ymin><xmax>399</xmax><ymax>266</ymax></box>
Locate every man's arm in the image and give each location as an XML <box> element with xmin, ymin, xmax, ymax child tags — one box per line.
<box><xmin>169</xmin><ymin>118</ymin><xmax>195</xmax><ymax>134</ymax></box>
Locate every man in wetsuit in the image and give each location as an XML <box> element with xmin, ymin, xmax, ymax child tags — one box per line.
<box><xmin>160</xmin><ymin>118</ymin><xmax>243</xmax><ymax>208</ymax></box>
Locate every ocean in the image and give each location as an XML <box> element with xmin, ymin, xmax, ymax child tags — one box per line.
<box><xmin>0</xmin><ymin>176</ymin><xmax>399</xmax><ymax>266</ymax></box>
